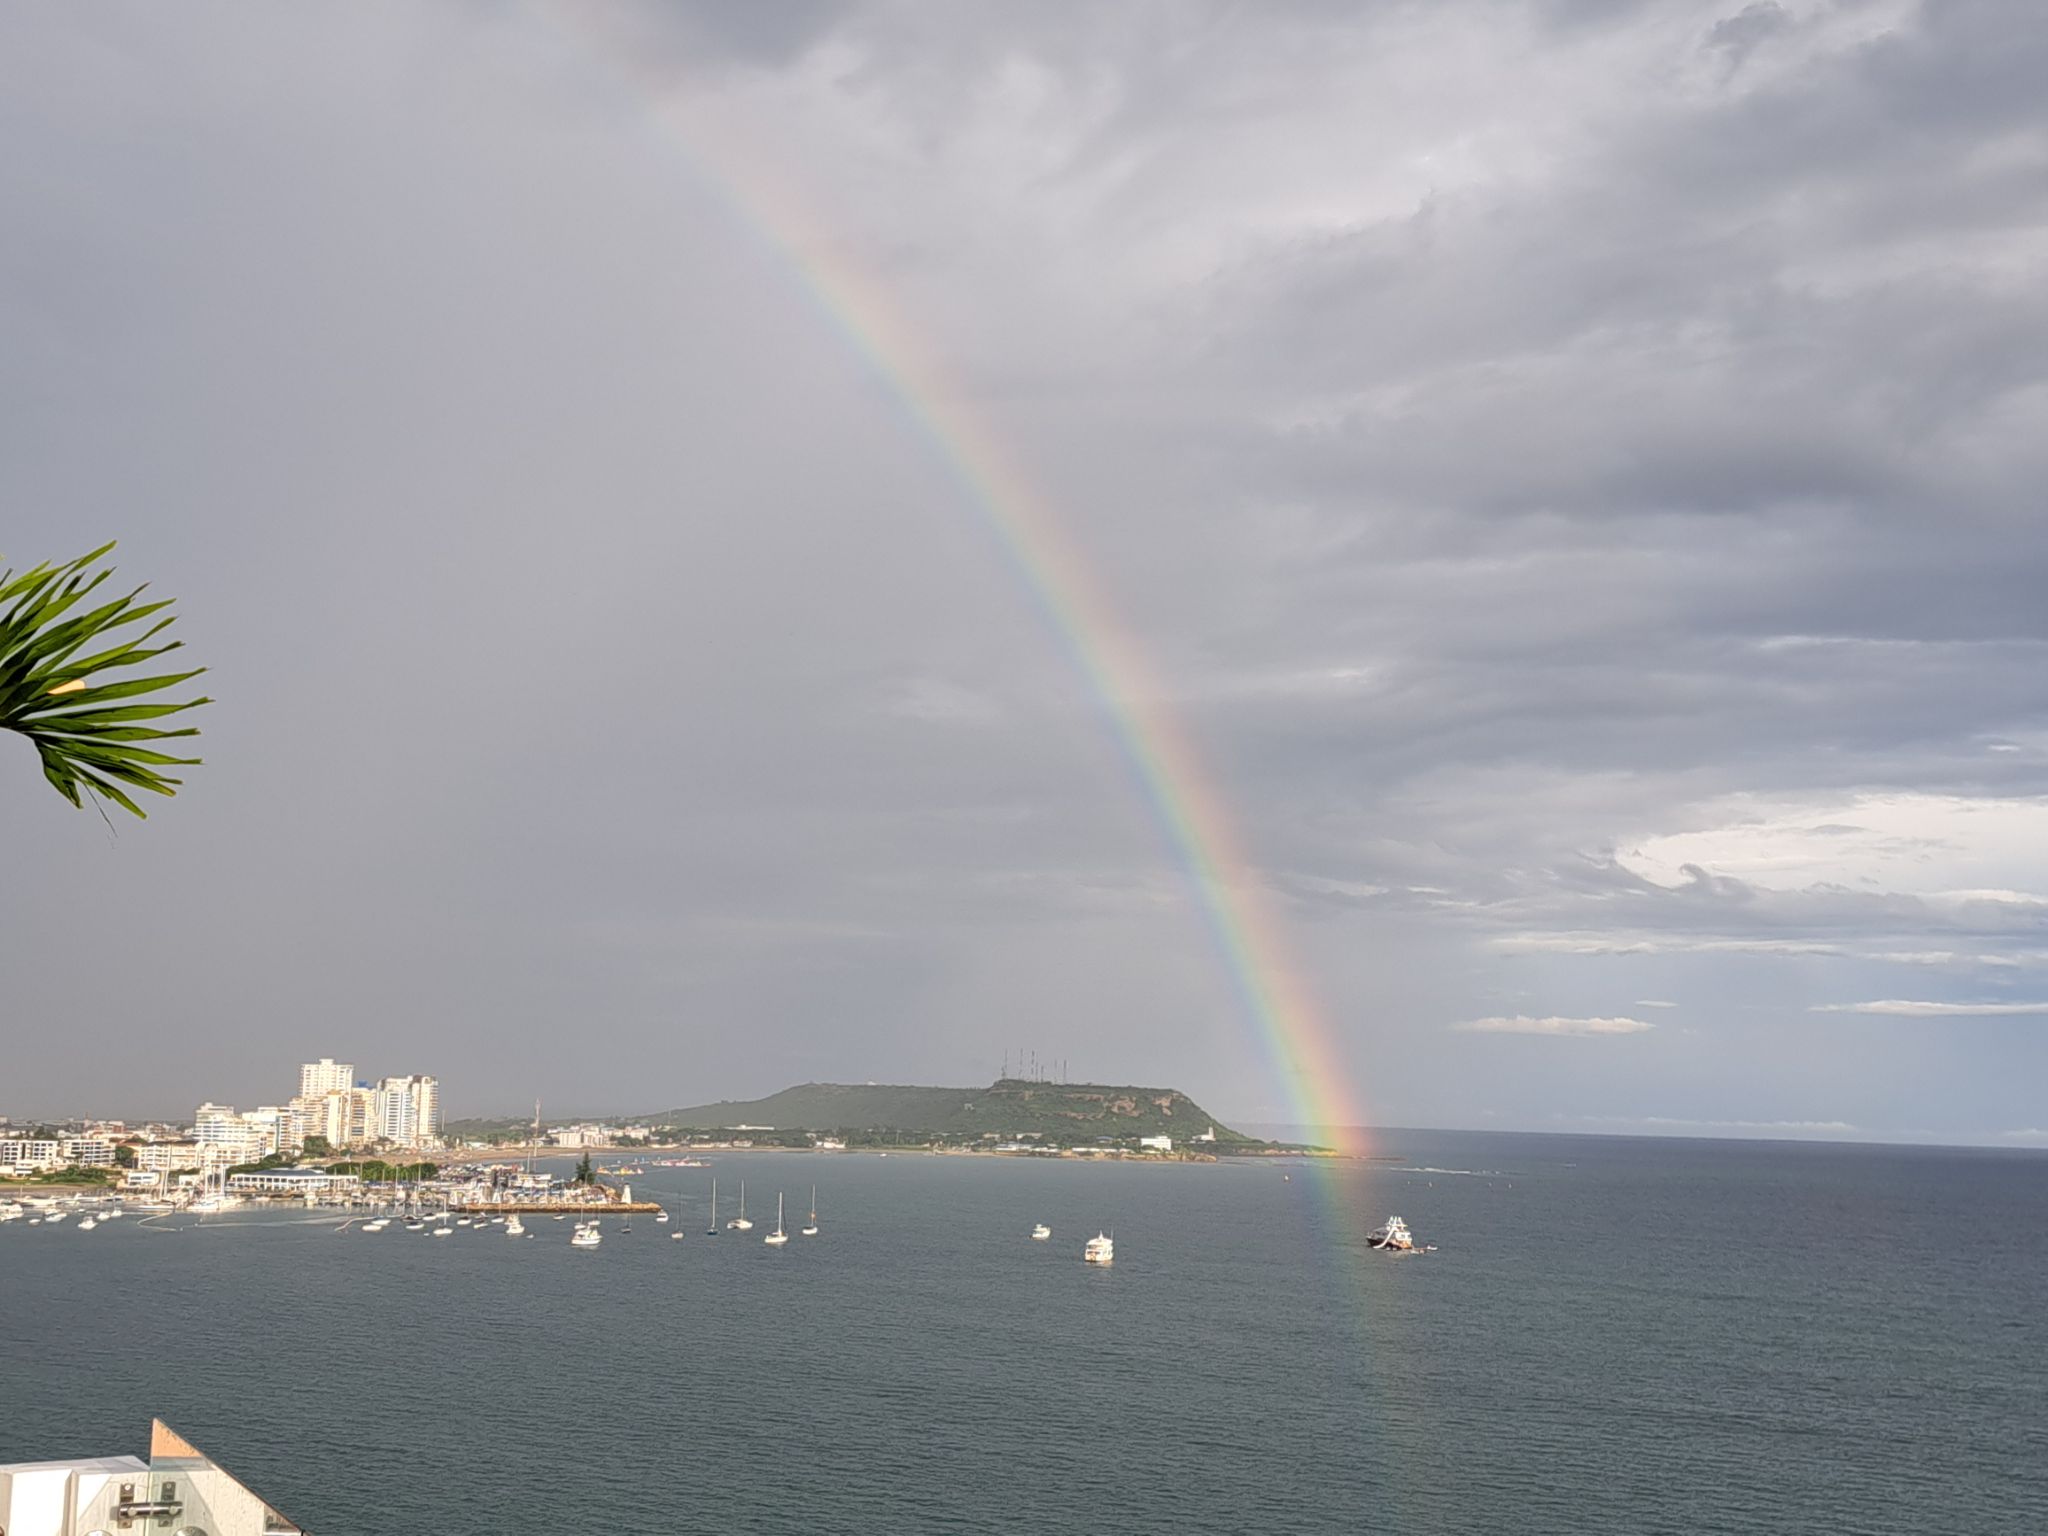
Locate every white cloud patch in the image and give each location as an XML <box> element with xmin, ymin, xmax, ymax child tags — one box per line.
<box><xmin>1810</xmin><ymin>999</ymin><xmax>2048</xmax><ymax>1017</ymax></box>
<box><xmin>1452</xmin><ymin>1014</ymin><xmax>1654</xmax><ymax>1037</ymax></box>
<box><xmin>1569</xmin><ymin>1115</ymin><xmax>1856</xmax><ymax>1134</ymax></box>
<box><xmin>1632</xmin><ymin>999</ymin><xmax>1679</xmax><ymax>1009</ymax></box>
<box><xmin>1999</xmin><ymin>1128</ymin><xmax>2048</xmax><ymax>1142</ymax></box>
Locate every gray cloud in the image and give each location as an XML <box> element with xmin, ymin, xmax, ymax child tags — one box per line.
<box><xmin>3</xmin><ymin>1</ymin><xmax>2046</xmax><ymax>1140</ymax></box>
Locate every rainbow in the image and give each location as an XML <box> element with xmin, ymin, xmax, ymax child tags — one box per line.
<box><xmin>539</xmin><ymin>7</ymin><xmax>1370</xmax><ymax>1156</ymax></box>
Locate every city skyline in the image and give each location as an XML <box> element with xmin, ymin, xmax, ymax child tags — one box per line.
<box><xmin>5</xmin><ymin>2</ymin><xmax>2048</xmax><ymax>1145</ymax></box>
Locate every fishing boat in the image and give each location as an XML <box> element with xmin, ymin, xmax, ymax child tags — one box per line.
<box><xmin>1031</xmin><ymin>1223</ymin><xmax>1051</xmax><ymax>1241</ymax></box>
<box><xmin>1366</xmin><ymin>1216</ymin><xmax>1415</xmax><ymax>1251</ymax></box>
<box><xmin>801</xmin><ymin>1185</ymin><xmax>819</xmax><ymax>1237</ymax></box>
<box><xmin>1084</xmin><ymin>1232</ymin><xmax>1114</xmax><ymax>1265</ymax></box>
<box><xmin>727</xmin><ymin>1180</ymin><xmax>753</xmax><ymax>1231</ymax></box>
<box><xmin>763</xmin><ymin>1192</ymin><xmax>789</xmax><ymax>1246</ymax></box>
<box><xmin>571</xmin><ymin>1220</ymin><xmax>602</xmax><ymax>1249</ymax></box>
<box><xmin>706</xmin><ymin>1178</ymin><xmax>720</xmax><ymax>1237</ymax></box>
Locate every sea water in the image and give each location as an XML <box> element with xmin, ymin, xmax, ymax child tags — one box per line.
<box><xmin>2</xmin><ymin>1132</ymin><xmax>2043</xmax><ymax>1534</ymax></box>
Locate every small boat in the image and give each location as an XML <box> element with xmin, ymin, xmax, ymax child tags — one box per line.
<box><xmin>1084</xmin><ymin>1232</ymin><xmax>1114</xmax><ymax>1265</ymax></box>
<box><xmin>764</xmin><ymin>1192</ymin><xmax>789</xmax><ymax>1246</ymax></box>
<box><xmin>76</xmin><ymin>1217</ymin><xmax>99</xmax><ymax>1232</ymax></box>
<box><xmin>431</xmin><ymin>1215</ymin><xmax>454</xmax><ymax>1238</ymax></box>
<box><xmin>655</xmin><ymin>1207</ymin><xmax>670</xmax><ymax>1224</ymax></box>
<box><xmin>1031</xmin><ymin>1223</ymin><xmax>1051</xmax><ymax>1241</ymax></box>
<box><xmin>727</xmin><ymin>1180</ymin><xmax>753</xmax><ymax>1231</ymax></box>
<box><xmin>1366</xmin><ymin>1216</ymin><xmax>1415</xmax><ymax>1251</ymax></box>
<box><xmin>571</xmin><ymin>1221</ymin><xmax>602</xmax><ymax>1249</ymax></box>
<box><xmin>456</xmin><ymin>1217</ymin><xmax>473</xmax><ymax>1226</ymax></box>
<box><xmin>800</xmin><ymin>1185</ymin><xmax>818</xmax><ymax>1237</ymax></box>
<box><xmin>706</xmin><ymin>1178</ymin><xmax>720</xmax><ymax>1237</ymax></box>
<box><xmin>505</xmin><ymin>1215</ymin><xmax>525</xmax><ymax>1237</ymax></box>
<box><xmin>44</xmin><ymin>1211</ymin><xmax>68</xmax><ymax>1225</ymax></box>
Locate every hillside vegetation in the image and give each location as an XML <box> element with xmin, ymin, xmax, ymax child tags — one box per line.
<box><xmin>649</xmin><ymin>1079</ymin><xmax>1256</xmax><ymax>1143</ymax></box>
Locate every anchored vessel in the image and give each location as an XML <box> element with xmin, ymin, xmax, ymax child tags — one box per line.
<box><xmin>1366</xmin><ymin>1216</ymin><xmax>1415</xmax><ymax>1251</ymax></box>
<box><xmin>764</xmin><ymin>1192</ymin><xmax>789</xmax><ymax>1246</ymax></box>
<box><xmin>801</xmin><ymin>1185</ymin><xmax>819</xmax><ymax>1237</ymax></box>
<box><xmin>1031</xmin><ymin>1223</ymin><xmax>1051</xmax><ymax>1241</ymax></box>
<box><xmin>1084</xmin><ymin>1231</ymin><xmax>1114</xmax><ymax>1265</ymax></box>
<box><xmin>571</xmin><ymin>1220</ymin><xmax>602</xmax><ymax>1249</ymax></box>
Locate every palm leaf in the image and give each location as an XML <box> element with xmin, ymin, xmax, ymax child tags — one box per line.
<box><xmin>0</xmin><ymin>544</ymin><xmax>209</xmax><ymax>819</ymax></box>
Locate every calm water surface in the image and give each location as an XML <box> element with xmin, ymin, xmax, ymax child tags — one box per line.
<box><xmin>3</xmin><ymin>1132</ymin><xmax>2045</xmax><ymax>1534</ymax></box>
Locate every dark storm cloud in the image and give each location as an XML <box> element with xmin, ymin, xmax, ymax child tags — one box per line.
<box><xmin>3</xmin><ymin>0</ymin><xmax>2046</xmax><ymax>1140</ymax></box>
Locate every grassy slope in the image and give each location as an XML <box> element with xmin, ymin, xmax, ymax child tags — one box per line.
<box><xmin>649</xmin><ymin>1079</ymin><xmax>1256</xmax><ymax>1142</ymax></box>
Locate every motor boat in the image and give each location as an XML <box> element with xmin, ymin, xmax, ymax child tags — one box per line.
<box><xmin>1084</xmin><ymin>1232</ymin><xmax>1114</xmax><ymax>1265</ymax></box>
<box><xmin>1366</xmin><ymin>1216</ymin><xmax>1415</xmax><ymax>1251</ymax></box>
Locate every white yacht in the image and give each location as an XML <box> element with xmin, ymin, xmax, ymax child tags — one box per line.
<box><xmin>504</xmin><ymin>1214</ymin><xmax>525</xmax><ymax>1237</ymax></box>
<box><xmin>801</xmin><ymin>1185</ymin><xmax>819</xmax><ymax>1238</ymax></box>
<box><xmin>361</xmin><ymin>1218</ymin><xmax>389</xmax><ymax>1233</ymax></box>
<box><xmin>764</xmin><ymin>1192</ymin><xmax>789</xmax><ymax>1246</ymax></box>
<box><xmin>571</xmin><ymin>1221</ymin><xmax>602</xmax><ymax>1249</ymax></box>
<box><xmin>1084</xmin><ymin>1232</ymin><xmax>1114</xmax><ymax>1265</ymax></box>
<box><xmin>1366</xmin><ymin>1216</ymin><xmax>1415</xmax><ymax>1251</ymax></box>
<box><xmin>1031</xmin><ymin>1223</ymin><xmax>1051</xmax><ymax>1241</ymax></box>
<box><xmin>727</xmin><ymin>1180</ymin><xmax>753</xmax><ymax>1231</ymax></box>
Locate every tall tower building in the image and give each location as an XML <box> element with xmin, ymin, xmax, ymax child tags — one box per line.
<box><xmin>298</xmin><ymin>1058</ymin><xmax>354</xmax><ymax>1099</ymax></box>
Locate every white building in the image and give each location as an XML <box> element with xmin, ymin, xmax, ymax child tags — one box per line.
<box><xmin>136</xmin><ymin>1141</ymin><xmax>203</xmax><ymax>1173</ymax></box>
<box><xmin>60</xmin><ymin>1136</ymin><xmax>115</xmax><ymax>1168</ymax></box>
<box><xmin>1139</xmin><ymin>1135</ymin><xmax>1173</xmax><ymax>1152</ymax></box>
<box><xmin>1</xmin><ymin>1139</ymin><xmax>63</xmax><ymax>1174</ymax></box>
<box><xmin>0</xmin><ymin>1420</ymin><xmax>304</xmax><ymax>1536</ymax></box>
<box><xmin>226</xmin><ymin>1168</ymin><xmax>361</xmax><ymax>1197</ymax></box>
<box><xmin>298</xmin><ymin>1056</ymin><xmax>354</xmax><ymax>1099</ymax></box>
<box><xmin>369</xmin><ymin>1074</ymin><xmax>440</xmax><ymax>1148</ymax></box>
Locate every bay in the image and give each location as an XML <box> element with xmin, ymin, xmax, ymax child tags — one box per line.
<box><xmin>3</xmin><ymin>1132</ymin><xmax>2045</xmax><ymax>1534</ymax></box>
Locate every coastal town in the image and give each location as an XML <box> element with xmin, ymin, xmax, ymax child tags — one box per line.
<box><xmin>1</xmin><ymin>1058</ymin><xmax>1273</xmax><ymax>1228</ymax></box>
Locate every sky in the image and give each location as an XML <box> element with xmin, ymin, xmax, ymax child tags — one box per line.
<box><xmin>3</xmin><ymin>0</ymin><xmax>2046</xmax><ymax>1145</ymax></box>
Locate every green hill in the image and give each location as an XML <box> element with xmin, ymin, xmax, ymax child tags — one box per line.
<box><xmin>649</xmin><ymin>1078</ymin><xmax>1256</xmax><ymax>1144</ymax></box>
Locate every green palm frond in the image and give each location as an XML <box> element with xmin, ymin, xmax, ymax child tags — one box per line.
<box><xmin>1</xmin><ymin>542</ymin><xmax>210</xmax><ymax>818</ymax></box>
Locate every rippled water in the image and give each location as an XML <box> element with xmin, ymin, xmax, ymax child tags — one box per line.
<box><xmin>4</xmin><ymin>1133</ymin><xmax>2045</xmax><ymax>1534</ymax></box>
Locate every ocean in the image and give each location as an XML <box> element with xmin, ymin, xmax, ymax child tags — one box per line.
<box><xmin>3</xmin><ymin>1132</ymin><xmax>2044</xmax><ymax>1534</ymax></box>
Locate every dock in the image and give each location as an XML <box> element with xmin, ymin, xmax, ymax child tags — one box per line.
<box><xmin>452</xmin><ymin>1201</ymin><xmax>664</xmax><ymax>1215</ymax></box>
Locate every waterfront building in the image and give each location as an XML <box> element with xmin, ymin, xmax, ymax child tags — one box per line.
<box><xmin>59</xmin><ymin>1136</ymin><xmax>115</xmax><ymax>1167</ymax></box>
<box><xmin>135</xmin><ymin>1140</ymin><xmax>202</xmax><ymax>1174</ymax></box>
<box><xmin>0</xmin><ymin>1139</ymin><xmax>64</xmax><ymax>1174</ymax></box>
<box><xmin>1139</xmin><ymin>1135</ymin><xmax>1174</xmax><ymax>1152</ymax></box>
<box><xmin>0</xmin><ymin>1420</ymin><xmax>305</xmax><ymax>1536</ymax></box>
<box><xmin>225</xmin><ymin>1168</ymin><xmax>361</xmax><ymax>1197</ymax></box>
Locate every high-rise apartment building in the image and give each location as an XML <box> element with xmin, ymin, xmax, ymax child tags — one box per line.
<box><xmin>368</xmin><ymin>1075</ymin><xmax>440</xmax><ymax>1148</ymax></box>
<box><xmin>297</xmin><ymin>1058</ymin><xmax>354</xmax><ymax>1099</ymax></box>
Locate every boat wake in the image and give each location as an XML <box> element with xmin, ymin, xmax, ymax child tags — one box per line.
<box><xmin>1388</xmin><ymin>1166</ymin><xmax>1508</xmax><ymax>1178</ymax></box>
